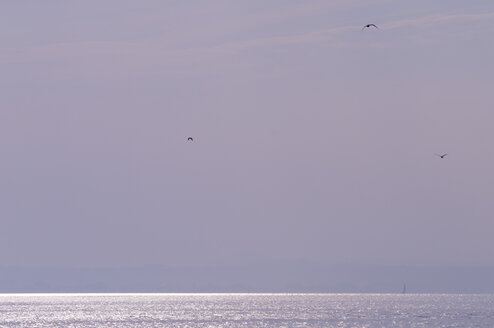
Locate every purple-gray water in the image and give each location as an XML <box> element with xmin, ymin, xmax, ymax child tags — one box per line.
<box><xmin>1</xmin><ymin>293</ymin><xmax>494</xmax><ymax>327</ymax></box>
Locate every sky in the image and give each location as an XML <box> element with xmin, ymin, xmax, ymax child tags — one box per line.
<box><xmin>1</xmin><ymin>0</ymin><xmax>494</xmax><ymax>292</ymax></box>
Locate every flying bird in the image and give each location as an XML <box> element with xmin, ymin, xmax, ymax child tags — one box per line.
<box><xmin>435</xmin><ymin>153</ymin><xmax>448</xmax><ymax>158</ymax></box>
<box><xmin>362</xmin><ymin>24</ymin><xmax>378</xmax><ymax>31</ymax></box>
<box><xmin>187</xmin><ymin>137</ymin><xmax>193</xmax><ymax>141</ymax></box>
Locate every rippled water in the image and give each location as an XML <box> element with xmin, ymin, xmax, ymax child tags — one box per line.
<box><xmin>1</xmin><ymin>293</ymin><xmax>494</xmax><ymax>327</ymax></box>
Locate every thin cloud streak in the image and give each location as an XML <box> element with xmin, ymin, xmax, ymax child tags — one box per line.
<box><xmin>2</xmin><ymin>10</ymin><xmax>494</xmax><ymax>65</ymax></box>
<box><xmin>382</xmin><ymin>11</ymin><xmax>494</xmax><ymax>29</ymax></box>
<box><xmin>191</xmin><ymin>10</ymin><xmax>494</xmax><ymax>54</ymax></box>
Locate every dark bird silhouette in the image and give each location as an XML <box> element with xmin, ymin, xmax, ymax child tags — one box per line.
<box><xmin>435</xmin><ymin>153</ymin><xmax>448</xmax><ymax>158</ymax></box>
<box><xmin>187</xmin><ymin>137</ymin><xmax>193</xmax><ymax>141</ymax></box>
<box><xmin>362</xmin><ymin>24</ymin><xmax>378</xmax><ymax>31</ymax></box>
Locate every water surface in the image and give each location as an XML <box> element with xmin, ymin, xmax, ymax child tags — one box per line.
<box><xmin>1</xmin><ymin>293</ymin><xmax>493</xmax><ymax>327</ymax></box>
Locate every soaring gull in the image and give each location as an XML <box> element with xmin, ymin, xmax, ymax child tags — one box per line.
<box><xmin>362</xmin><ymin>24</ymin><xmax>378</xmax><ymax>31</ymax></box>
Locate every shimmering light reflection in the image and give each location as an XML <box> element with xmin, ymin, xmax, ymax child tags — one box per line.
<box><xmin>0</xmin><ymin>294</ymin><xmax>493</xmax><ymax>327</ymax></box>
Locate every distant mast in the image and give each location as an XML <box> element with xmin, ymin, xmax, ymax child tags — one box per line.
<box><xmin>402</xmin><ymin>283</ymin><xmax>406</xmax><ymax>294</ymax></box>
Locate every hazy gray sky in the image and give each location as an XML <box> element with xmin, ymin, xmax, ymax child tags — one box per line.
<box><xmin>1</xmin><ymin>1</ymin><xmax>494</xmax><ymax>291</ymax></box>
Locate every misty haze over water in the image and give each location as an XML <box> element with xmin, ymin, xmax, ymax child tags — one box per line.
<box><xmin>2</xmin><ymin>262</ymin><xmax>494</xmax><ymax>293</ymax></box>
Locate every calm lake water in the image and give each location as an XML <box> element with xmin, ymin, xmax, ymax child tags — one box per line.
<box><xmin>1</xmin><ymin>293</ymin><xmax>493</xmax><ymax>327</ymax></box>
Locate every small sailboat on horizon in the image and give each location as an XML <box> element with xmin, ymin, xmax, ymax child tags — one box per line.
<box><xmin>402</xmin><ymin>283</ymin><xmax>406</xmax><ymax>294</ymax></box>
